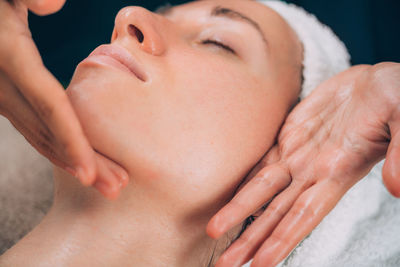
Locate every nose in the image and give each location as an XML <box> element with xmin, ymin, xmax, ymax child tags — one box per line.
<box><xmin>112</xmin><ymin>7</ymin><xmax>166</xmax><ymax>56</ymax></box>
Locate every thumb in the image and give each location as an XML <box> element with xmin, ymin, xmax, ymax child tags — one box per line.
<box><xmin>383</xmin><ymin>119</ymin><xmax>400</xmax><ymax>198</ymax></box>
<box><xmin>20</xmin><ymin>0</ymin><xmax>66</xmax><ymax>16</ymax></box>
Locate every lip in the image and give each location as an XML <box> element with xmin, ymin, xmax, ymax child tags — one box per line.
<box><xmin>83</xmin><ymin>44</ymin><xmax>147</xmax><ymax>82</ymax></box>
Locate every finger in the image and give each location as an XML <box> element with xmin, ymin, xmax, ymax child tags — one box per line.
<box><xmin>3</xmin><ymin>37</ymin><xmax>96</xmax><ymax>186</ymax></box>
<box><xmin>215</xmin><ymin>180</ymin><xmax>310</xmax><ymax>267</ymax></box>
<box><xmin>1</xmin><ymin>72</ymin><xmax>130</xmax><ymax>192</ymax></box>
<box><xmin>0</xmin><ymin>0</ymin><xmax>29</xmax><ymax>25</ymax></box>
<box><xmin>239</xmin><ymin>146</ymin><xmax>282</xmax><ymax>191</ymax></box>
<box><xmin>19</xmin><ymin>0</ymin><xmax>66</xmax><ymax>15</ymax></box>
<box><xmin>6</xmin><ymin>96</ymin><xmax>129</xmax><ymax>195</ymax></box>
<box><xmin>207</xmin><ymin>163</ymin><xmax>291</xmax><ymax>239</ymax></box>
<box><xmin>95</xmin><ymin>150</ymin><xmax>130</xmax><ymax>189</ymax></box>
<box><xmin>0</xmin><ymin>71</ymin><xmax>85</xmax><ymax>176</ymax></box>
<box><xmin>383</xmin><ymin>119</ymin><xmax>400</xmax><ymax>197</ymax></box>
<box><xmin>92</xmin><ymin>155</ymin><xmax>127</xmax><ymax>201</ymax></box>
<box><xmin>1</xmin><ymin>70</ymin><xmax>54</xmax><ymax>141</ymax></box>
<box><xmin>251</xmin><ymin>180</ymin><xmax>346</xmax><ymax>267</ymax></box>
<box><xmin>6</xmin><ymin>112</ymin><xmax>69</xmax><ymax>170</ymax></box>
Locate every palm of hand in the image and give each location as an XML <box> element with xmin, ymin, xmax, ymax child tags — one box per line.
<box><xmin>208</xmin><ymin>63</ymin><xmax>400</xmax><ymax>267</ymax></box>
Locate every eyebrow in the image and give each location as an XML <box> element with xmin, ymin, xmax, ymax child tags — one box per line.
<box><xmin>211</xmin><ymin>6</ymin><xmax>268</xmax><ymax>47</ymax></box>
<box><xmin>156</xmin><ymin>5</ymin><xmax>268</xmax><ymax>48</ymax></box>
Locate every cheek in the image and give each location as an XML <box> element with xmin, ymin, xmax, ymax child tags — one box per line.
<box><xmin>174</xmin><ymin>57</ymin><xmax>277</xmax><ymax>151</ymax></box>
<box><xmin>161</xmin><ymin>60</ymin><xmax>288</xmax><ymax>206</ymax></box>
<box><xmin>67</xmin><ymin>56</ymin><xmax>290</xmax><ymax>213</ymax></box>
<box><xmin>66</xmin><ymin>66</ymin><xmax>154</xmax><ymax>164</ymax></box>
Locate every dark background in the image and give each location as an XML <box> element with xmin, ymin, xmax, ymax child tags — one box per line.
<box><xmin>28</xmin><ymin>0</ymin><xmax>400</xmax><ymax>85</ymax></box>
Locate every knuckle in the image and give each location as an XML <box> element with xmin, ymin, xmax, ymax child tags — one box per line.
<box><xmin>253</xmin><ymin>169</ymin><xmax>271</xmax><ymax>184</ymax></box>
<box><xmin>291</xmin><ymin>176</ymin><xmax>312</xmax><ymax>189</ymax></box>
<box><xmin>329</xmin><ymin>173</ymin><xmax>351</xmax><ymax>189</ymax></box>
<box><xmin>253</xmin><ymin>175</ymin><xmax>274</xmax><ymax>189</ymax></box>
<box><xmin>35</xmin><ymin>100</ymin><xmax>55</xmax><ymax>119</ymax></box>
<box><xmin>266</xmin><ymin>203</ymin><xmax>286</xmax><ymax>218</ymax></box>
<box><xmin>258</xmin><ymin>165</ymin><xmax>273</xmax><ymax>178</ymax></box>
<box><xmin>35</xmin><ymin>137</ymin><xmax>51</xmax><ymax>152</ymax></box>
<box><xmin>235</xmin><ymin>233</ymin><xmax>253</xmax><ymax>248</ymax></box>
<box><xmin>254</xmin><ymin>175</ymin><xmax>282</xmax><ymax>192</ymax></box>
<box><xmin>255</xmin><ymin>165</ymin><xmax>289</xmax><ymax>187</ymax></box>
<box><xmin>59</xmin><ymin>136</ymin><xmax>75</xmax><ymax>158</ymax></box>
<box><xmin>230</xmin><ymin>198</ymin><xmax>247</xmax><ymax>211</ymax></box>
<box><xmin>268</xmin><ymin>233</ymin><xmax>288</xmax><ymax>247</ymax></box>
<box><xmin>368</xmin><ymin>63</ymin><xmax>400</xmax><ymax>100</ymax></box>
<box><xmin>291</xmin><ymin>203</ymin><xmax>314</xmax><ymax>218</ymax></box>
<box><xmin>38</xmin><ymin>128</ymin><xmax>52</xmax><ymax>143</ymax></box>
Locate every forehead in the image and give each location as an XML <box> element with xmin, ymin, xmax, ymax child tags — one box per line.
<box><xmin>165</xmin><ymin>0</ymin><xmax>292</xmax><ymax>38</ymax></box>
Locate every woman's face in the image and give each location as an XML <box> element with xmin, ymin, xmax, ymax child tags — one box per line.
<box><xmin>66</xmin><ymin>0</ymin><xmax>302</xmax><ymax>214</ymax></box>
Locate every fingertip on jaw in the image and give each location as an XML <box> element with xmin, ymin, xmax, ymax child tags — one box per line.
<box><xmin>120</xmin><ymin>174</ymin><xmax>130</xmax><ymax>188</ymax></box>
<box><xmin>94</xmin><ymin>180</ymin><xmax>121</xmax><ymax>201</ymax></box>
<box><xmin>77</xmin><ymin>165</ymin><xmax>97</xmax><ymax>186</ymax></box>
<box><xmin>105</xmin><ymin>190</ymin><xmax>120</xmax><ymax>201</ymax></box>
<box><xmin>113</xmin><ymin>168</ymin><xmax>130</xmax><ymax>188</ymax></box>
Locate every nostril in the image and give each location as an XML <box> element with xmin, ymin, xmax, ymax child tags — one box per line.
<box><xmin>128</xmin><ymin>24</ymin><xmax>144</xmax><ymax>43</ymax></box>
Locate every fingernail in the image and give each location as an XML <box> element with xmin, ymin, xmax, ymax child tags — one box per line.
<box><xmin>119</xmin><ymin>172</ymin><xmax>129</xmax><ymax>188</ymax></box>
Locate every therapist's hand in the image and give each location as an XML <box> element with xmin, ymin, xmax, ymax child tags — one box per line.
<box><xmin>0</xmin><ymin>0</ymin><xmax>129</xmax><ymax>199</ymax></box>
<box><xmin>207</xmin><ymin>62</ymin><xmax>400</xmax><ymax>267</ymax></box>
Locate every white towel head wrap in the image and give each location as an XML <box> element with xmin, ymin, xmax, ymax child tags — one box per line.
<box><xmin>257</xmin><ymin>0</ymin><xmax>351</xmax><ymax>99</ymax></box>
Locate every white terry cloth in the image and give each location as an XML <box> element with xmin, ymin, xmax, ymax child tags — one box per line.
<box><xmin>259</xmin><ymin>0</ymin><xmax>351</xmax><ymax>99</ymax></box>
<box><xmin>277</xmin><ymin>161</ymin><xmax>400</xmax><ymax>267</ymax></box>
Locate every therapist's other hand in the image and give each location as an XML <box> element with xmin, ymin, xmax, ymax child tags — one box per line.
<box><xmin>0</xmin><ymin>0</ymin><xmax>129</xmax><ymax>200</ymax></box>
<box><xmin>207</xmin><ymin>62</ymin><xmax>400</xmax><ymax>267</ymax></box>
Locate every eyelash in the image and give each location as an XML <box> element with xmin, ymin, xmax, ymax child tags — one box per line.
<box><xmin>201</xmin><ymin>39</ymin><xmax>236</xmax><ymax>54</ymax></box>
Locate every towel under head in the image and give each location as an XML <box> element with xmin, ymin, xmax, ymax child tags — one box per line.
<box><xmin>258</xmin><ymin>0</ymin><xmax>351</xmax><ymax>99</ymax></box>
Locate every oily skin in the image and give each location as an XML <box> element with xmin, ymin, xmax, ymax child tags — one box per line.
<box><xmin>0</xmin><ymin>0</ymin><xmax>302</xmax><ymax>266</ymax></box>
<box><xmin>64</xmin><ymin>0</ymin><xmax>302</xmax><ymax>217</ymax></box>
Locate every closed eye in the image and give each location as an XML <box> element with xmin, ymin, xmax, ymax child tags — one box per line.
<box><xmin>201</xmin><ymin>39</ymin><xmax>236</xmax><ymax>54</ymax></box>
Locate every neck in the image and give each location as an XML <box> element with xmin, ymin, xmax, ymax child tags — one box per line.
<box><xmin>0</xmin><ymin>168</ymin><xmax>225</xmax><ymax>267</ymax></box>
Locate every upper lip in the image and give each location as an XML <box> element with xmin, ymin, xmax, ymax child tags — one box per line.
<box><xmin>88</xmin><ymin>44</ymin><xmax>147</xmax><ymax>82</ymax></box>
